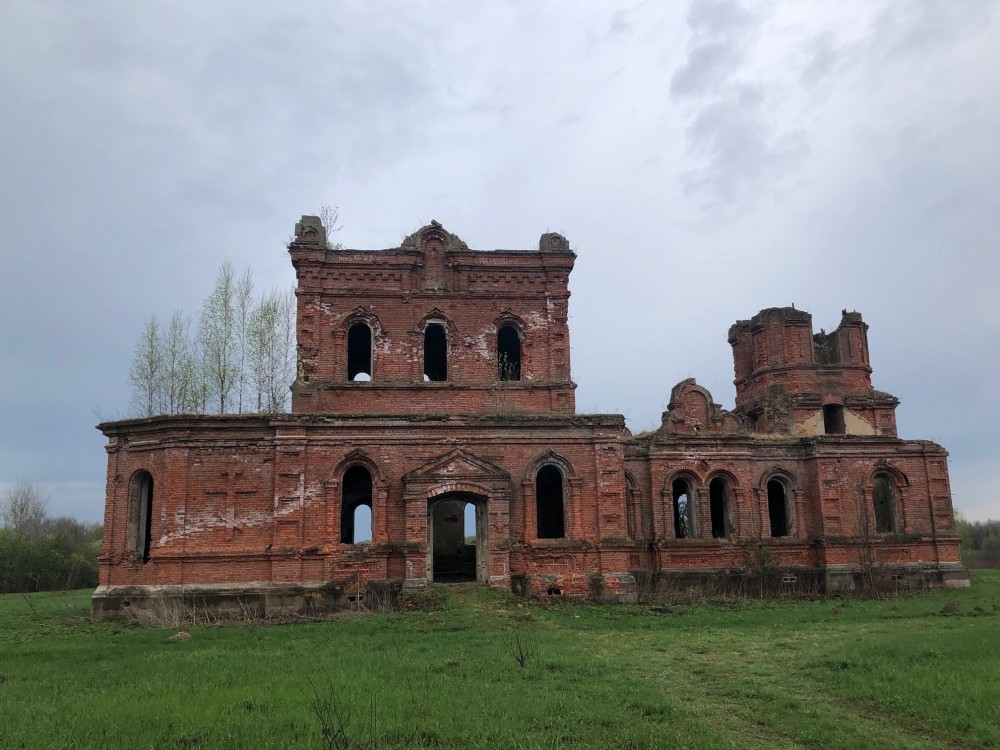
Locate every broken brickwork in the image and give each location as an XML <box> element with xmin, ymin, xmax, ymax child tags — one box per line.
<box><xmin>92</xmin><ymin>219</ymin><xmax>968</xmax><ymax>617</ymax></box>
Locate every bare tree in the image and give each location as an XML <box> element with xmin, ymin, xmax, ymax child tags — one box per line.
<box><xmin>129</xmin><ymin>315</ymin><xmax>164</xmax><ymax>417</ymax></box>
<box><xmin>1</xmin><ymin>481</ymin><xmax>48</xmax><ymax>540</ymax></box>
<box><xmin>199</xmin><ymin>261</ymin><xmax>238</xmax><ymax>413</ymax></box>
<box><xmin>319</xmin><ymin>204</ymin><xmax>343</xmax><ymax>250</ymax></box>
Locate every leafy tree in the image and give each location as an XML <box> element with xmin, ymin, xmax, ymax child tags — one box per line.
<box><xmin>129</xmin><ymin>315</ymin><xmax>163</xmax><ymax>417</ymax></box>
<box><xmin>0</xmin><ymin>483</ymin><xmax>102</xmax><ymax>592</ymax></box>
<box><xmin>162</xmin><ymin>310</ymin><xmax>198</xmax><ymax>414</ymax></box>
<box><xmin>956</xmin><ymin>514</ymin><xmax>1000</xmax><ymax>568</ymax></box>
<box><xmin>199</xmin><ymin>260</ymin><xmax>238</xmax><ymax>414</ymax></box>
<box><xmin>248</xmin><ymin>288</ymin><xmax>296</xmax><ymax>413</ymax></box>
<box><xmin>234</xmin><ymin>268</ymin><xmax>254</xmax><ymax>413</ymax></box>
<box><xmin>127</xmin><ymin>261</ymin><xmax>297</xmax><ymax>417</ymax></box>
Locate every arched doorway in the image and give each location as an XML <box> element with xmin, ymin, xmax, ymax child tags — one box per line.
<box><xmin>427</xmin><ymin>493</ymin><xmax>488</xmax><ymax>584</ymax></box>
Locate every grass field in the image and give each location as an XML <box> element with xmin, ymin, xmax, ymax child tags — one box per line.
<box><xmin>1</xmin><ymin>573</ymin><xmax>998</xmax><ymax>749</ymax></box>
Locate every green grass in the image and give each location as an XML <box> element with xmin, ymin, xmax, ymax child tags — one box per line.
<box><xmin>1</xmin><ymin>574</ymin><xmax>999</xmax><ymax>749</ymax></box>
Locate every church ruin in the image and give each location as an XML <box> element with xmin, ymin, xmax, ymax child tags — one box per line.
<box><xmin>92</xmin><ymin>217</ymin><xmax>968</xmax><ymax>617</ymax></box>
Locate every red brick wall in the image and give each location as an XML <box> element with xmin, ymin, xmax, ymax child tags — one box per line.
<box><xmin>93</xmin><ymin>223</ymin><xmax>963</xmax><ymax>601</ymax></box>
<box><xmin>290</xmin><ymin>224</ymin><xmax>576</xmax><ymax>416</ymax></box>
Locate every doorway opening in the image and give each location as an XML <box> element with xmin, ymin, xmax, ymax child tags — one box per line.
<box><xmin>428</xmin><ymin>494</ymin><xmax>487</xmax><ymax>583</ymax></box>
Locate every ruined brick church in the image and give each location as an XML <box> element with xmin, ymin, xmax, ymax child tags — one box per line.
<box><xmin>93</xmin><ymin>217</ymin><xmax>967</xmax><ymax>616</ymax></box>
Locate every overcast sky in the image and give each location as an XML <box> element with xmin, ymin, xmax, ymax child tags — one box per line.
<box><xmin>1</xmin><ymin>1</ymin><xmax>998</xmax><ymax>523</ymax></box>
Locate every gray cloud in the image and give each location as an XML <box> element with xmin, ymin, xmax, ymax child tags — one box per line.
<box><xmin>670</xmin><ymin>41</ymin><xmax>746</xmax><ymax>96</ymax></box>
<box><xmin>682</xmin><ymin>85</ymin><xmax>809</xmax><ymax>201</ymax></box>
<box><xmin>0</xmin><ymin>1</ymin><xmax>998</xmax><ymax>523</ymax></box>
<box><xmin>668</xmin><ymin>1</ymin><xmax>811</xmax><ymax>205</ymax></box>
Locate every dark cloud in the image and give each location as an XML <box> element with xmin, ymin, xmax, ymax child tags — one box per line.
<box><xmin>0</xmin><ymin>1</ymin><xmax>997</xmax><ymax>522</ymax></box>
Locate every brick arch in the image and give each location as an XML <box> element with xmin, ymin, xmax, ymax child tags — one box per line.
<box><xmin>869</xmin><ymin>460</ymin><xmax>909</xmax><ymax>489</ymax></box>
<box><xmin>757</xmin><ymin>467</ymin><xmax>799</xmax><ymax>494</ymax></box>
<box><xmin>422</xmin><ymin>481</ymin><xmax>493</xmax><ymax>502</ymax></box>
<box><xmin>342</xmin><ymin>307</ymin><xmax>384</xmax><ymax>337</ymax></box>
<box><xmin>661</xmin><ymin>468</ymin><xmax>703</xmax><ymax>496</ymax></box>
<box><xmin>418</xmin><ymin>225</ymin><xmax>450</xmax><ymax>248</ymax></box>
<box><xmin>415</xmin><ymin>308</ymin><xmax>458</xmax><ymax>335</ymax></box>
<box><xmin>493</xmin><ymin>310</ymin><xmax>526</xmax><ymax>333</ymax></box>
<box><xmin>524</xmin><ymin>449</ymin><xmax>577</xmax><ymax>483</ymax></box>
<box><xmin>332</xmin><ymin>449</ymin><xmax>385</xmax><ymax>487</ymax></box>
<box><xmin>705</xmin><ymin>468</ymin><xmax>741</xmax><ymax>490</ymax></box>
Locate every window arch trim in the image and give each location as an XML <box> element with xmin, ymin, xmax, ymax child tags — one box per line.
<box><xmin>496</xmin><ymin>323</ymin><xmax>522</xmax><ymax>381</ymax></box>
<box><xmin>524</xmin><ymin>450</ymin><xmax>576</xmax><ymax>541</ymax></box>
<box><xmin>340</xmin><ymin>464</ymin><xmax>374</xmax><ymax>545</ymax></box>
<box><xmin>342</xmin><ymin>309</ymin><xmax>383</xmax><ymax>383</ymax></box>
<box><xmin>523</xmin><ymin>449</ymin><xmax>577</xmax><ymax>484</ymax></box>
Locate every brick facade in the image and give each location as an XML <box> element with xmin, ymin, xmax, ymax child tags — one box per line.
<box><xmin>92</xmin><ymin>218</ymin><xmax>968</xmax><ymax>617</ymax></box>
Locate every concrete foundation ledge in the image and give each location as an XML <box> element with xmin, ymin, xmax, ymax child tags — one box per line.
<box><xmin>509</xmin><ymin>571</ymin><xmax>638</xmax><ymax>602</ymax></box>
<box><xmin>623</xmin><ymin>562</ymin><xmax>971</xmax><ymax>598</ymax></box>
<box><xmin>823</xmin><ymin>562</ymin><xmax>971</xmax><ymax>594</ymax></box>
<box><xmin>91</xmin><ymin>580</ymin><xmax>403</xmax><ymax>620</ymax></box>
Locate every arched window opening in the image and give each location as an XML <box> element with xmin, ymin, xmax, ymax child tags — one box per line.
<box><xmin>353</xmin><ymin>505</ymin><xmax>372</xmax><ymax>543</ymax></box>
<box><xmin>497</xmin><ymin>325</ymin><xmax>521</xmax><ymax>381</ymax></box>
<box><xmin>423</xmin><ymin>322</ymin><xmax>447</xmax><ymax>382</ymax></box>
<box><xmin>135</xmin><ymin>471</ymin><xmax>154</xmax><ymax>563</ymax></box>
<box><xmin>536</xmin><ymin>465</ymin><xmax>565</xmax><ymax>539</ymax></box>
<box><xmin>464</xmin><ymin>502</ymin><xmax>476</xmax><ymax>545</ymax></box>
<box><xmin>341</xmin><ymin>466</ymin><xmax>373</xmax><ymax>544</ymax></box>
<box><xmin>709</xmin><ymin>477</ymin><xmax>729</xmax><ymax>539</ymax></box>
<box><xmin>873</xmin><ymin>475</ymin><xmax>896</xmax><ymax>533</ymax></box>
<box><xmin>347</xmin><ymin>322</ymin><xmax>373</xmax><ymax>381</ymax></box>
<box><xmin>767</xmin><ymin>479</ymin><xmax>789</xmax><ymax>537</ymax></box>
<box><xmin>823</xmin><ymin>404</ymin><xmax>846</xmax><ymax>435</ymax></box>
<box><xmin>672</xmin><ymin>478</ymin><xmax>693</xmax><ymax>539</ymax></box>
